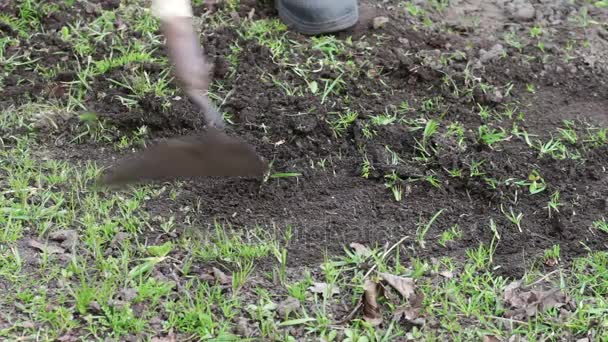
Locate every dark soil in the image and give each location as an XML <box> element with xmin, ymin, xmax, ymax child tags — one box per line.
<box><xmin>2</xmin><ymin>0</ymin><xmax>607</xmax><ymax>279</ymax></box>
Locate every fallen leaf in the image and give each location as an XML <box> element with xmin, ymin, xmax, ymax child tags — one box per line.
<box><xmin>362</xmin><ymin>279</ymin><xmax>382</xmax><ymax>326</ymax></box>
<box><xmin>27</xmin><ymin>239</ymin><xmax>65</xmax><ymax>255</ymax></box>
<box><xmin>544</xmin><ymin>258</ymin><xmax>559</xmax><ymax>267</ymax></box>
<box><xmin>277</xmin><ymin>297</ymin><xmax>300</xmax><ymax>318</ymax></box>
<box><xmin>308</xmin><ymin>283</ymin><xmax>340</xmax><ymax>298</ymax></box>
<box><xmin>379</xmin><ymin>272</ymin><xmax>415</xmax><ymax>300</ymax></box>
<box><xmin>439</xmin><ymin>270</ymin><xmax>454</xmax><ymax>279</ymax></box>
<box><xmin>503</xmin><ymin>280</ymin><xmax>574</xmax><ymax>320</ymax></box>
<box><xmin>57</xmin><ymin>334</ymin><xmax>78</xmax><ymax>342</ymax></box>
<box><xmin>508</xmin><ymin>336</ymin><xmax>529</xmax><ymax>342</ymax></box>
<box><xmin>483</xmin><ymin>335</ymin><xmax>503</xmax><ymax>342</ymax></box>
<box><xmin>19</xmin><ymin>321</ymin><xmax>36</xmax><ymax>329</ymax></box>
<box><xmin>393</xmin><ymin>305</ymin><xmax>420</xmax><ymax>322</ymax></box>
<box><xmin>350</xmin><ymin>242</ymin><xmax>371</xmax><ymax>257</ymax></box>
<box><xmin>151</xmin><ymin>332</ymin><xmax>176</xmax><ymax>342</ymax></box>
<box><xmin>212</xmin><ymin>267</ymin><xmax>232</xmax><ymax>285</ymax></box>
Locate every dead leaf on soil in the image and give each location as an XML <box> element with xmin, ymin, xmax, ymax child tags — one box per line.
<box><xmin>503</xmin><ymin>280</ymin><xmax>575</xmax><ymax>320</ymax></box>
<box><xmin>349</xmin><ymin>242</ymin><xmax>371</xmax><ymax>257</ymax></box>
<box><xmin>362</xmin><ymin>279</ymin><xmax>382</xmax><ymax>326</ymax></box>
<box><xmin>308</xmin><ymin>283</ymin><xmax>340</xmax><ymax>298</ymax></box>
<box><xmin>508</xmin><ymin>335</ymin><xmax>529</xmax><ymax>342</ymax></box>
<box><xmin>393</xmin><ymin>305</ymin><xmax>424</xmax><ymax>326</ymax></box>
<box><xmin>483</xmin><ymin>335</ymin><xmax>503</xmax><ymax>342</ymax></box>
<box><xmin>379</xmin><ymin>272</ymin><xmax>415</xmax><ymax>300</ymax></box>
<box><xmin>27</xmin><ymin>239</ymin><xmax>65</xmax><ymax>255</ymax></box>
<box><xmin>57</xmin><ymin>334</ymin><xmax>78</xmax><ymax>342</ymax></box>
<box><xmin>439</xmin><ymin>270</ymin><xmax>454</xmax><ymax>279</ymax></box>
<box><xmin>151</xmin><ymin>332</ymin><xmax>177</xmax><ymax>342</ymax></box>
<box><xmin>544</xmin><ymin>258</ymin><xmax>559</xmax><ymax>267</ymax></box>
<box><xmin>212</xmin><ymin>267</ymin><xmax>232</xmax><ymax>285</ymax></box>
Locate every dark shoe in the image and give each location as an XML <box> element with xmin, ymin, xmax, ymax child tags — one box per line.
<box><xmin>276</xmin><ymin>0</ymin><xmax>359</xmax><ymax>35</ymax></box>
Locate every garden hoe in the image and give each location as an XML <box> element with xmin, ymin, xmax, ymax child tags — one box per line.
<box><xmin>99</xmin><ymin>90</ymin><xmax>267</xmax><ymax>187</ymax></box>
<box><xmin>99</xmin><ymin>19</ymin><xmax>266</xmax><ymax>187</ymax></box>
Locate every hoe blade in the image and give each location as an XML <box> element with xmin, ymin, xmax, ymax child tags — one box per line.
<box><xmin>100</xmin><ymin>127</ymin><xmax>267</xmax><ymax>186</ymax></box>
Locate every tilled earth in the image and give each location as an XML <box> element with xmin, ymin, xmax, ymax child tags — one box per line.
<box><xmin>2</xmin><ymin>0</ymin><xmax>607</xmax><ymax>289</ymax></box>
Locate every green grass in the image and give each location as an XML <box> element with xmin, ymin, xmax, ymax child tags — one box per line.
<box><xmin>1</xmin><ymin>0</ymin><xmax>607</xmax><ymax>340</ymax></box>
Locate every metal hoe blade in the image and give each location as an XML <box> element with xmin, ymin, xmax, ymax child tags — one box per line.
<box><xmin>100</xmin><ymin>93</ymin><xmax>267</xmax><ymax>187</ymax></box>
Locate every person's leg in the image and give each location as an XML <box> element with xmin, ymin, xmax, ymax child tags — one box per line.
<box><xmin>276</xmin><ymin>0</ymin><xmax>359</xmax><ymax>35</ymax></box>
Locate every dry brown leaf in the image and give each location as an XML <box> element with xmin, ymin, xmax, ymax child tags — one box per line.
<box><xmin>349</xmin><ymin>242</ymin><xmax>371</xmax><ymax>257</ymax></box>
<box><xmin>362</xmin><ymin>279</ymin><xmax>382</xmax><ymax>326</ymax></box>
<box><xmin>393</xmin><ymin>305</ymin><xmax>420</xmax><ymax>321</ymax></box>
<box><xmin>439</xmin><ymin>270</ymin><xmax>454</xmax><ymax>279</ymax></box>
<box><xmin>508</xmin><ymin>336</ymin><xmax>529</xmax><ymax>342</ymax></box>
<box><xmin>151</xmin><ymin>333</ymin><xmax>176</xmax><ymax>342</ymax></box>
<box><xmin>27</xmin><ymin>239</ymin><xmax>65</xmax><ymax>255</ymax></box>
<box><xmin>483</xmin><ymin>335</ymin><xmax>503</xmax><ymax>342</ymax></box>
<box><xmin>308</xmin><ymin>283</ymin><xmax>340</xmax><ymax>298</ymax></box>
<box><xmin>544</xmin><ymin>258</ymin><xmax>559</xmax><ymax>267</ymax></box>
<box><xmin>503</xmin><ymin>280</ymin><xmax>574</xmax><ymax>320</ymax></box>
<box><xmin>212</xmin><ymin>267</ymin><xmax>232</xmax><ymax>285</ymax></box>
<box><xmin>379</xmin><ymin>272</ymin><xmax>415</xmax><ymax>300</ymax></box>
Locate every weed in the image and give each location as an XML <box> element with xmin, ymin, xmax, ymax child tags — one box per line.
<box><xmin>414</xmin><ymin>119</ymin><xmax>439</xmax><ymax>160</ymax></box>
<box><xmin>543</xmin><ymin>244</ymin><xmax>561</xmax><ymax>265</ymax></box>
<box><xmin>529</xmin><ymin>25</ymin><xmax>543</xmax><ymax>38</ymax></box>
<box><xmin>504</xmin><ymin>31</ymin><xmax>525</xmax><ymax>52</ymax></box>
<box><xmin>478</xmin><ymin>125</ymin><xmax>508</xmax><ymax>148</ymax></box>
<box><xmin>501</xmin><ymin>205</ymin><xmax>524</xmax><ymax>232</ymax></box>
<box><xmin>384</xmin><ymin>171</ymin><xmax>404</xmax><ymax>202</ymax></box>
<box><xmin>370</xmin><ymin>112</ymin><xmax>398</xmax><ymax>126</ymax></box>
<box><xmin>438</xmin><ymin>224</ymin><xmax>463</xmax><ymax>247</ymax></box>
<box><xmin>593</xmin><ymin>219</ymin><xmax>608</xmax><ymax>234</ymax></box>
<box><xmin>360</xmin><ymin>155</ymin><xmax>372</xmax><ymax>179</ymax></box>
<box><xmin>568</xmin><ymin>7</ymin><xmax>598</xmax><ymax>28</ymax></box>
<box><xmin>546</xmin><ymin>191</ymin><xmax>563</xmax><ymax>218</ymax></box>
<box><xmin>559</xmin><ymin>121</ymin><xmax>578</xmax><ymax>144</ymax></box>
<box><xmin>327</xmin><ymin>110</ymin><xmax>358</xmax><ymax>138</ymax></box>
<box><xmin>416</xmin><ymin>209</ymin><xmax>445</xmax><ymax>248</ymax></box>
<box><xmin>527</xmin><ymin>170</ymin><xmax>547</xmax><ymax>194</ymax></box>
<box><xmin>526</xmin><ymin>83</ymin><xmax>536</xmax><ymax>93</ymax></box>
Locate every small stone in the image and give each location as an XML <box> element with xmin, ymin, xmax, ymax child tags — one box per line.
<box><xmin>373</xmin><ymin>16</ymin><xmax>389</xmax><ymax>29</ymax></box>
